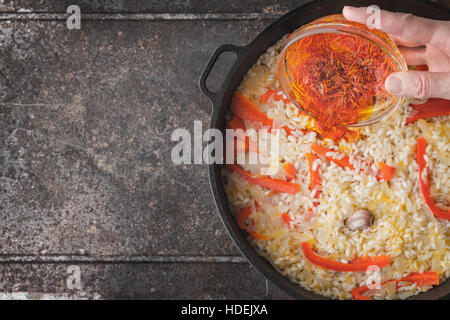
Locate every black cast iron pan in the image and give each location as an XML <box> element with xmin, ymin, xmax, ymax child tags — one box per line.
<box><xmin>199</xmin><ymin>0</ymin><xmax>450</xmax><ymax>300</ymax></box>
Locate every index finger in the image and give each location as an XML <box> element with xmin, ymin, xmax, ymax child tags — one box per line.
<box><xmin>389</xmin><ymin>34</ymin><xmax>424</xmax><ymax>48</ymax></box>
<box><xmin>342</xmin><ymin>6</ymin><xmax>450</xmax><ymax>50</ymax></box>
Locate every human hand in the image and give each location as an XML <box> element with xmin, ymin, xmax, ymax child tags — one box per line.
<box><xmin>343</xmin><ymin>6</ymin><xmax>450</xmax><ymax>100</ymax></box>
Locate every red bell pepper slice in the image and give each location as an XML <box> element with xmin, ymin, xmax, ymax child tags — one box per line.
<box><xmin>236</xmin><ymin>203</ymin><xmax>268</xmax><ymax>240</ymax></box>
<box><xmin>351</xmin><ymin>280</ymin><xmax>397</xmax><ymax>300</ymax></box>
<box><xmin>301</xmin><ymin>242</ymin><xmax>390</xmax><ymax>272</ymax></box>
<box><xmin>400</xmin><ymin>271</ymin><xmax>439</xmax><ymax>286</ymax></box>
<box><xmin>248</xmin><ymin>231</ymin><xmax>269</xmax><ymax>240</ymax></box>
<box><xmin>231</xmin><ymin>92</ymin><xmax>273</xmax><ymax>128</ymax></box>
<box><xmin>225</xmin><ymin>115</ymin><xmax>259</xmax><ymax>155</ymax></box>
<box><xmin>376</xmin><ymin>162</ymin><xmax>396</xmax><ymax>181</ymax></box>
<box><xmin>281</xmin><ymin>213</ymin><xmax>292</xmax><ymax>227</ymax></box>
<box><xmin>237</xmin><ymin>205</ymin><xmax>253</xmax><ymax>230</ymax></box>
<box><xmin>270</xmin><ymin>125</ymin><xmax>296</xmax><ymax>137</ymax></box>
<box><xmin>260</xmin><ymin>89</ymin><xmax>291</xmax><ymax>104</ymax></box>
<box><xmin>227</xmin><ymin>115</ymin><xmax>248</xmax><ymax>153</ymax></box>
<box><xmin>406</xmin><ymin>98</ymin><xmax>450</xmax><ymax>125</ymax></box>
<box><xmin>416</xmin><ymin>138</ymin><xmax>450</xmax><ymax>220</ymax></box>
<box><xmin>227</xmin><ymin>164</ymin><xmax>300</xmax><ymax>194</ymax></box>
<box><xmin>352</xmin><ymin>271</ymin><xmax>439</xmax><ymax>300</ymax></box>
<box><xmin>311</xmin><ymin>144</ymin><xmax>355</xmax><ymax>170</ymax></box>
<box><xmin>231</xmin><ymin>91</ymin><xmax>294</xmax><ymax>136</ymax></box>
<box><xmin>226</xmin><ymin>115</ymin><xmax>246</xmax><ymax>131</ymax></box>
<box><xmin>283</xmin><ymin>162</ymin><xmax>296</xmax><ymax>181</ymax></box>
<box><xmin>349</xmin><ymin>256</ymin><xmax>390</xmax><ymax>265</ymax></box>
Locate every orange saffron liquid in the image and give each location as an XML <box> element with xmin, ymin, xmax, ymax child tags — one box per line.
<box><xmin>283</xmin><ymin>33</ymin><xmax>396</xmax><ymax>129</ymax></box>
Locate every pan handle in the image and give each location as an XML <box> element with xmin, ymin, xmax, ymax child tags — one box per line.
<box><xmin>199</xmin><ymin>44</ymin><xmax>244</xmax><ymax>104</ymax></box>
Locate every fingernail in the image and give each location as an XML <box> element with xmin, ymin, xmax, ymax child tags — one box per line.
<box><xmin>343</xmin><ymin>6</ymin><xmax>357</xmax><ymax>13</ymax></box>
<box><xmin>385</xmin><ymin>75</ymin><xmax>404</xmax><ymax>95</ymax></box>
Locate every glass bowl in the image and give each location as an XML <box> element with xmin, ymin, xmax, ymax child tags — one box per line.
<box><xmin>277</xmin><ymin>14</ymin><xmax>407</xmax><ymax>127</ymax></box>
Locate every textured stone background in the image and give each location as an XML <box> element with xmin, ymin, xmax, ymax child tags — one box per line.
<box><xmin>0</xmin><ymin>0</ymin><xmax>448</xmax><ymax>299</ymax></box>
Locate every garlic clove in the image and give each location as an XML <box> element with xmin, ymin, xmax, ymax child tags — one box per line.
<box><xmin>345</xmin><ymin>209</ymin><xmax>374</xmax><ymax>231</ymax></box>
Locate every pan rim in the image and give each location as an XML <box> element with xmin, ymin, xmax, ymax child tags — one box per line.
<box><xmin>206</xmin><ymin>0</ymin><xmax>450</xmax><ymax>300</ymax></box>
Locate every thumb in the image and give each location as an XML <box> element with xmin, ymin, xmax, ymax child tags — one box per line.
<box><xmin>385</xmin><ymin>71</ymin><xmax>450</xmax><ymax>100</ymax></box>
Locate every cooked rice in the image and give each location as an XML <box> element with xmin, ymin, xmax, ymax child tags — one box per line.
<box><xmin>223</xmin><ymin>33</ymin><xmax>450</xmax><ymax>300</ymax></box>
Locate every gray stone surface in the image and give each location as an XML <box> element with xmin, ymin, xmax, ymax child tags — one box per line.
<box><xmin>0</xmin><ymin>19</ymin><xmax>271</xmax><ymax>256</ymax></box>
<box><xmin>0</xmin><ymin>0</ymin><xmax>301</xmax><ymax>14</ymax></box>
<box><xmin>1</xmin><ymin>0</ymin><xmax>447</xmax><ymax>14</ymax></box>
<box><xmin>0</xmin><ymin>0</ymin><xmax>305</xmax><ymax>299</ymax></box>
<box><xmin>0</xmin><ymin>262</ymin><xmax>291</xmax><ymax>299</ymax></box>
